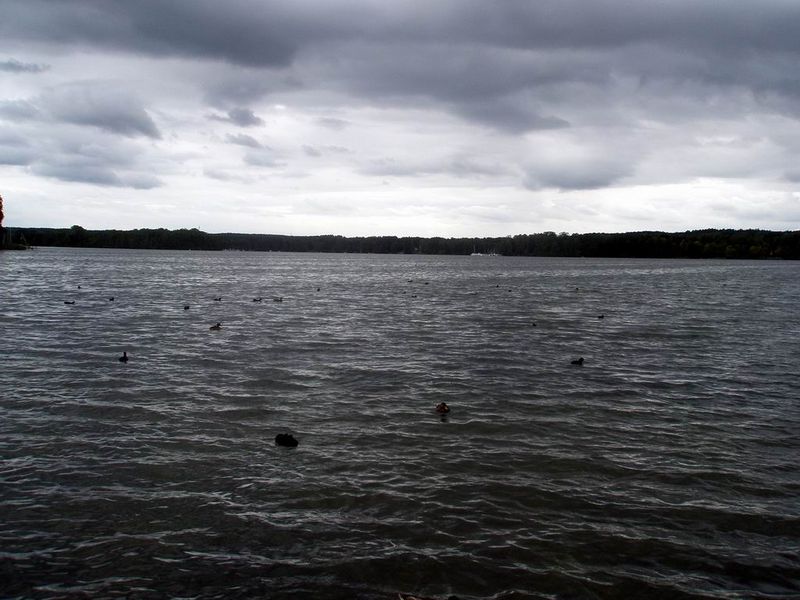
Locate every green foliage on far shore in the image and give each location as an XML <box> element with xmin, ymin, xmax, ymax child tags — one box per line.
<box><xmin>5</xmin><ymin>225</ymin><xmax>800</xmax><ymax>259</ymax></box>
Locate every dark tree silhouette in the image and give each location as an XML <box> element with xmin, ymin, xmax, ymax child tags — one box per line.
<box><xmin>4</xmin><ymin>225</ymin><xmax>799</xmax><ymax>259</ymax></box>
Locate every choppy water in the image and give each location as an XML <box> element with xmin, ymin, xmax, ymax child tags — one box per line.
<box><xmin>1</xmin><ymin>247</ymin><xmax>799</xmax><ymax>600</ymax></box>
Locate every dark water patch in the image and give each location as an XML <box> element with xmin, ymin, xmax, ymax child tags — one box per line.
<box><xmin>2</xmin><ymin>250</ymin><xmax>799</xmax><ymax>598</ymax></box>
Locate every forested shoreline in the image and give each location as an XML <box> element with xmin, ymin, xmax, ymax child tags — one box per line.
<box><xmin>4</xmin><ymin>225</ymin><xmax>800</xmax><ymax>259</ymax></box>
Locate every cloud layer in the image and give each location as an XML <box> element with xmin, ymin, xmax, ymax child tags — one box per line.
<box><xmin>1</xmin><ymin>0</ymin><xmax>800</xmax><ymax>234</ymax></box>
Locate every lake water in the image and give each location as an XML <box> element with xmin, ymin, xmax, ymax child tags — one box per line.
<box><xmin>1</xmin><ymin>247</ymin><xmax>799</xmax><ymax>599</ymax></box>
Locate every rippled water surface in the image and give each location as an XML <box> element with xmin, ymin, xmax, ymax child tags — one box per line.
<box><xmin>1</xmin><ymin>248</ymin><xmax>799</xmax><ymax>599</ymax></box>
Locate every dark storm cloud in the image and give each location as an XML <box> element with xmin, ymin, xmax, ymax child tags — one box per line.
<box><xmin>0</xmin><ymin>0</ymin><xmax>298</xmax><ymax>67</ymax></box>
<box><xmin>4</xmin><ymin>0</ymin><xmax>800</xmax><ymax>218</ymax></box>
<box><xmin>210</xmin><ymin>108</ymin><xmax>264</xmax><ymax>127</ymax></box>
<box><xmin>7</xmin><ymin>1</ymin><xmax>799</xmax><ymax>61</ymax></box>
<box><xmin>4</xmin><ymin>1</ymin><xmax>800</xmax><ymax>117</ymax></box>
<box><xmin>0</xmin><ymin>58</ymin><xmax>49</xmax><ymax>73</ymax></box>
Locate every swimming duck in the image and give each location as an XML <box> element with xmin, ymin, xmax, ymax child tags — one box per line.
<box><xmin>210</xmin><ymin>322</ymin><xmax>222</xmax><ymax>330</ymax></box>
<box><xmin>213</xmin><ymin>297</ymin><xmax>222</xmax><ymax>301</ymax></box>
<box><xmin>64</xmin><ymin>301</ymin><xmax>75</xmax><ymax>305</ymax></box>
<box><xmin>571</xmin><ymin>357</ymin><xmax>584</xmax><ymax>366</ymax></box>
<box><xmin>275</xmin><ymin>433</ymin><xmax>299</xmax><ymax>447</ymax></box>
<box><xmin>183</xmin><ymin>305</ymin><xmax>190</xmax><ymax>310</ymax></box>
<box><xmin>273</xmin><ymin>297</ymin><xmax>283</xmax><ymax>302</ymax></box>
<box><xmin>108</xmin><ymin>297</ymin><xmax>114</xmax><ymax>301</ymax></box>
<box><xmin>435</xmin><ymin>402</ymin><xmax>450</xmax><ymax>414</ymax></box>
<box><xmin>252</xmin><ymin>297</ymin><xmax>263</xmax><ymax>302</ymax></box>
<box><xmin>119</xmin><ymin>351</ymin><xmax>129</xmax><ymax>363</ymax></box>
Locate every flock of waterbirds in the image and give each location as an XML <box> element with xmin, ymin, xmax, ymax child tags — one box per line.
<box><xmin>63</xmin><ymin>280</ymin><xmax>605</xmax><ymax>447</ymax></box>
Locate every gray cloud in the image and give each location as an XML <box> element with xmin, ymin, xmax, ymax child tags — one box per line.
<box><xmin>523</xmin><ymin>161</ymin><xmax>632</xmax><ymax>191</ymax></box>
<box><xmin>203</xmin><ymin>167</ymin><xmax>253</xmax><ymax>183</ymax></box>
<box><xmin>32</xmin><ymin>163</ymin><xmax>159</xmax><ymax>188</ymax></box>
<box><xmin>243</xmin><ymin>147</ymin><xmax>283</xmax><ymax>167</ymax></box>
<box><xmin>456</xmin><ymin>97</ymin><xmax>570</xmax><ymax>132</ymax></box>
<box><xmin>119</xmin><ymin>173</ymin><xmax>162</xmax><ymax>189</ymax></box>
<box><xmin>8</xmin><ymin>126</ymin><xmax>165</xmax><ymax>189</ymax></box>
<box><xmin>0</xmin><ymin>129</ymin><xmax>34</xmax><ymax>165</ymax></box>
<box><xmin>32</xmin><ymin>163</ymin><xmax>125</xmax><ymax>187</ymax></box>
<box><xmin>0</xmin><ymin>58</ymin><xmax>49</xmax><ymax>73</ymax></box>
<box><xmin>202</xmin><ymin>72</ymin><xmax>303</xmax><ymax>108</ymax></box>
<box><xmin>33</xmin><ymin>160</ymin><xmax>163</xmax><ymax>188</ymax></box>
<box><xmin>0</xmin><ymin>146</ymin><xmax>34</xmax><ymax>166</ymax></box>
<box><xmin>204</xmin><ymin>77</ymin><xmax>275</xmax><ymax>108</ymax></box>
<box><xmin>317</xmin><ymin>117</ymin><xmax>350</xmax><ymax>130</ymax></box>
<box><xmin>40</xmin><ymin>82</ymin><xmax>161</xmax><ymax>138</ymax></box>
<box><xmin>210</xmin><ymin>107</ymin><xmax>264</xmax><ymax>127</ymax></box>
<box><xmin>522</xmin><ymin>136</ymin><xmax>639</xmax><ymax>190</ymax></box>
<box><xmin>362</xmin><ymin>153</ymin><xmax>514</xmax><ymax>180</ymax></box>
<box><xmin>226</xmin><ymin>133</ymin><xmax>262</xmax><ymax>148</ymax></box>
<box><xmin>3</xmin><ymin>1</ymin><xmax>800</xmax><ymax>233</ymax></box>
<box><xmin>0</xmin><ymin>100</ymin><xmax>41</xmax><ymax>120</ymax></box>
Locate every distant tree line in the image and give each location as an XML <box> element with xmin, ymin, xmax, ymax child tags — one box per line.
<box><xmin>5</xmin><ymin>225</ymin><xmax>800</xmax><ymax>259</ymax></box>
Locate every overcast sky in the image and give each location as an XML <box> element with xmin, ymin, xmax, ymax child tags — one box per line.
<box><xmin>2</xmin><ymin>0</ymin><xmax>800</xmax><ymax>236</ymax></box>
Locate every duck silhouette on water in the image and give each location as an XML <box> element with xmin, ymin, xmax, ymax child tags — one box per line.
<box><xmin>571</xmin><ymin>357</ymin><xmax>584</xmax><ymax>366</ymax></box>
<box><xmin>209</xmin><ymin>322</ymin><xmax>222</xmax><ymax>330</ymax></box>
<box><xmin>275</xmin><ymin>433</ymin><xmax>298</xmax><ymax>447</ymax></box>
<box><xmin>119</xmin><ymin>351</ymin><xmax>129</xmax><ymax>363</ymax></box>
<box><xmin>435</xmin><ymin>402</ymin><xmax>450</xmax><ymax>414</ymax></box>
